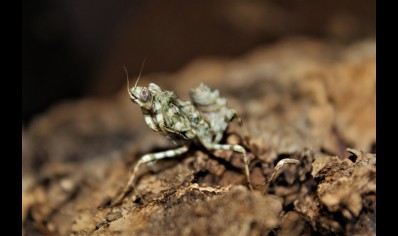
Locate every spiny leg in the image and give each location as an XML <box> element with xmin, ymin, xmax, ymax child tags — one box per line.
<box><xmin>142</xmin><ymin>109</ymin><xmax>160</xmax><ymax>132</ymax></box>
<box><xmin>262</xmin><ymin>158</ymin><xmax>300</xmax><ymax>196</ymax></box>
<box><xmin>111</xmin><ymin>146</ymin><xmax>189</xmax><ymax>206</ymax></box>
<box><xmin>203</xmin><ymin>143</ymin><xmax>253</xmax><ymax>191</ymax></box>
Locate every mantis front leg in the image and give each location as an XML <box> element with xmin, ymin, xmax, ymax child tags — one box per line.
<box><xmin>142</xmin><ymin>108</ymin><xmax>160</xmax><ymax>132</ymax></box>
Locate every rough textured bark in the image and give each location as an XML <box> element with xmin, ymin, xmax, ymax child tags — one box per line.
<box><xmin>23</xmin><ymin>37</ymin><xmax>375</xmax><ymax>235</ymax></box>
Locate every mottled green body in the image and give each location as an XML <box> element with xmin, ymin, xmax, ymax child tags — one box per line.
<box><xmin>136</xmin><ymin>83</ymin><xmax>236</xmax><ymax>146</ymax></box>
<box><xmin>112</xmin><ymin>82</ymin><xmax>251</xmax><ymax>205</ymax></box>
<box><xmin>111</xmin><ymin>78</ymin><xmax>301</xmax><ymax>206</ymax></box>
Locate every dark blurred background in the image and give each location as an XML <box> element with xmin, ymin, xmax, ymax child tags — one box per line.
<box><xmin>22</xmin><ymin>0</ymin><xmax>375</xmax><ymax>125</ymax></box>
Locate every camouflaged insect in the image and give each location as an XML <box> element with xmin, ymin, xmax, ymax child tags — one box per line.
<box><xmin>112</xmin><ymin>69</ymin><xmax>300</xmax><ymax>206</ymax></box>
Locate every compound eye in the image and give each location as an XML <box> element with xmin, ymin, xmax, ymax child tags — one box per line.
<box><xmin>140</xmin><ymin>88</ymin><xmax>150</xmax><ymax>101</ymax></box>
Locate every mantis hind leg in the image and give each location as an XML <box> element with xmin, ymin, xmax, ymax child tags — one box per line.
<box><xmin>203</xmin><ymin>142</ymin><xmax>253</xmax><ymax>191</ymax></box>
<box><xmin>262</xmin><ymin>158</ymin><xmax>300</xmax><ymax>196</ymax></box>
<box><xmin>111</xmin><ymin>145</ymin><xmax>189</xmax><ymax>206</ymax></box>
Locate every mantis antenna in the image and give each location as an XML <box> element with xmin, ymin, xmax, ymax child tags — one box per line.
<box><xmin>135</xmin><ymin>59</ymin><xmax>147</xmax><ymax>88</ymax></box>
<box><xmin>123</xmin><ymin>66</ymin><xmax>132</xmax><ymax>97</ymax></box>
<box><xmin>123</xmin><ymin>59</ymin><xmax>146</xmax><ymax>97</ymax></box>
